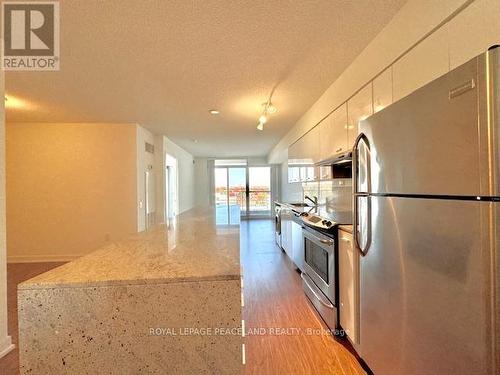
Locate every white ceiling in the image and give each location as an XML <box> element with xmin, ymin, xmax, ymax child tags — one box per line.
<box><xmin>5</xmin><ymin>0</ymin><xmax>406</xmax><ymax>157</ymax></box>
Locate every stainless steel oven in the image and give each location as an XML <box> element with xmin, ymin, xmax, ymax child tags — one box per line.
<box><xmin>301</xmin><ymin>225</ymin><xmax>338</xmax><ymax>329</ymax></box>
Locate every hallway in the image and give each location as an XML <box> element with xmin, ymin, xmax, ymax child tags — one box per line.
<box><xmin>241</xmin><ymin>219</ymin><xmax>365</xmax><ymax>374</ymax></box>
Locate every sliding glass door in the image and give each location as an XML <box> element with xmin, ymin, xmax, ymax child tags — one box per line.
<box><xmin>229</xmin><ymin>168</ymin><xmax>247</xmax><ymax>215</ymax></box>
<box><xmin>248</xmin><ymin>167</ymin><xmax>271</xmax><ymax>215</ymax></box>
<box><xmin>214</xmin><ymin>162</ymin><xmax>272</xmax><ymax>218</ymax></box>
<box><xmin>215</xmin><ymin>166</ymin><xmax>246</xmax><ymax>223</ymax></box>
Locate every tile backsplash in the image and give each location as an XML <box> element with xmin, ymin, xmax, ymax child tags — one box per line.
<box><xmin>302</xmin><ymin>179</ymin><xmax>352</xmax><ymax>211</ymax></box>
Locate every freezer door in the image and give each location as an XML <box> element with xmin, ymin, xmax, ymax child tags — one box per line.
<box><xmin>359</xmin><ymin>196</ymin><xmax>495</xmax><ymax>375</ymax></box>
<box><xmin>359</xmin><ymin>54</ymin><xmax>485</xmax><ymax>196</ymax></box>
<box><xmin>353</xmin><ymin>134</ymin><xmax>372</xmax><ymax>256</ymax></box>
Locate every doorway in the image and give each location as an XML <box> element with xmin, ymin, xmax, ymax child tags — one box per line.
<box><xmin>165</xmin><ymin>154</ymin><xmax>178</xmax><ymax>220</ymax></box>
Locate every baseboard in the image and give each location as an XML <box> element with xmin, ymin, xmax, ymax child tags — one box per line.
<box><xmin>0</xmin><ymin>336</ymin><xmax>14</xmax><ymax>359</ymax></box>
<box><xmin>7</xmin><ymin>254</ymin><xmax>85</xmax><ymax>263</ymax></box>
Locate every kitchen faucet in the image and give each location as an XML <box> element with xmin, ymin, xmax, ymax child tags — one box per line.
<box><xmin>304</xmin><ymin>195</ymin><xmax>318</xmax><ymax>206</ymax></box>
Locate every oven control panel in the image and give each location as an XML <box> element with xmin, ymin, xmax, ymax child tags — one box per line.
<box><xmin>301</xmin><ymin>213</ymin><xmax>334</xmax><ymax>231</ymax></box>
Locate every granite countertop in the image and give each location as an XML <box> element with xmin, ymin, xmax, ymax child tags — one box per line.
<box><xmin>339</xmin><ymin>225</ymin><xmax>353</xmax><ymax>234</ymax></box>
<box><xmin>19</xmin><ymin>207</ymin><xmax>240</xmax><ymax>290</ymax></box>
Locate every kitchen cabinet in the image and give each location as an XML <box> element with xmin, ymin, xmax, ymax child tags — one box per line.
<box><xmin>288</xmin><ymin>164</ymin><xmax>317</xmax><ymax>183</ymax></box>
<box><xmin>347</xmin><ymin>83</ymin><xmax>373</xmax><ymax>147</ymax></box>
<box><xmin>288</xmin><ymin>128</ymin><xmax>319</xmax><ymax>183</ymax></box>
<box><xmin>319</xmin><ymin>103</ymin><xmax>349</xmax><ymax>161</ymax></box>
<box><xmin>393</xmin><ymin>25</ymin><xmax>449</xmax><ymax>102</ymax></box>
<box><xmin>290</xmin><ymin>129</ymin><xmax>317</xmax><ymax>166</ymax></box>
<box><xmin>301</xmin><ymin>166</ymin><xmax>318</xmax><ymax>182</ymax></box>
<box><xmin>447</xmin><ymin>0</ymin><xmax>500</xmax><ymax>69</ymax></box>
<box><xmin>288</xmin><ymin>138</ymin><xmax>302</xmax><ymax>166</ymax></box>
<box><xmin>373</xmin><ymin>67</ymin><xmax>393</xmax><ymax>113</ymax></box>
<box><xmin>307</xmin><ymin>125</ymin><xmax>321</xmax><ymax>164</ymax></box>
<box><xmin>319</xmin><ymin>166</ymin><xmax>332</xmax><ymax>181</ymax></box>
<box><xmin>339</xmin><ymin>229</ymin><xmax>359</xmax><ymax>345</ymax></box>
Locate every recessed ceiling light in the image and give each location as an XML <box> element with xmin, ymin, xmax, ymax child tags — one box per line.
<box><xmin>209</xmin><ymin>109</ymin><xmax>220</xmax><ymax>115</ymax></box>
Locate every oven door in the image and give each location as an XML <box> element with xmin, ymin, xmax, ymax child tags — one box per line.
<box><xmin>302</xmin><ymin>226</ymin><xmax>336</xmax><ymax>304</ymax></box>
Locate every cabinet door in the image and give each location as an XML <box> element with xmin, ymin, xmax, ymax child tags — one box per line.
<box><xmin>304</xmin><ymin>166</ymin><xmax>318</xmax><ymax>182</ymax></box>
<box><xmin>373</xmin><ymin>67</ymin><xmax>393</xmax><ymax>113</ymax></box>
<box><xmin>308</xmin><ymin>125</ymin><xmax>321</xmax><ymax>164</ymax></box>
<box><xmin>347</xmin><ymin>83</ymin><xmax>373</xmax><ymax>147</ymax></box>
<box><xmin>288</xmin><ymin>140</ymin><xmax>300</xmax><ymax>165</ymax></box>
<box><xmin>392</xmin><ymin>25</ymin><xmax>449</xmax><ymax>102</ymax></box>
<box><xmin>319</xmin><ymin>166</ymin><xmax>332</xmax><ymax>181</ymax></box>
<box><xmin>339</xmin><ymin>230</ymin><xmax>359</xmax><ymax>345</ymax></box>
<box><xmin>320</xmin><ymin>103</ymin><xmax>348</xmax><ymax>160</ymax></box>
<box><xmin>448</xmin><ymin>0</ymin><xmax>500</xmax><ymax>69</ymax></box>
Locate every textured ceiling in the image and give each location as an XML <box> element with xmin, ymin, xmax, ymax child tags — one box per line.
<box><xmin>5</xmin><ymin>0</ymin><xmax>406</xmax><ymax>157</ymax></box>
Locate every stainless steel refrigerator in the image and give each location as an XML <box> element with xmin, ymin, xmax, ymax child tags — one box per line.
<box><xmin>353</xmin><ymin>47</ymin><xmax>499</xmax><ymax>375</ymax></box>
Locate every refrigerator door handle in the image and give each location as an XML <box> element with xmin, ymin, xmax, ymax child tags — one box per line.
<box><xmin>352</xmin><ymin>133</ymin><xmax>372</xmax><ymax>256</ymax></box>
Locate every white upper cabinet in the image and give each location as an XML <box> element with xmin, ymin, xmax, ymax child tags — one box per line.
<box><xmin>307</xmin><ymin>125</ymin><xmax>321</xmax><ymax>164</ymax></box>
<box><xmin>393</xmin><ymin>25</ymin><xmax>449</xmax><ymax>102</ymax></box>
<box><xmin>288</xmin><ymin>137</ymin><xmax>304</xmax><ymax>165</ymax></box>
<box><xmin>373</xmin><ymin>67</ymin><xmax>393</xmax><ymax>114</ymax></box>
<box><xmin>347</xmin><ymin>83</ymin><xmax>373</xmax><ymax>147</ymax></box>
<box><xmin>448</xmin><ymin>0</ymin><xmax>500</xmax><ymax>69</ymax></box>
<box><xmin>288</xmin><ymin>127</ymin><xmax>320</xmax><ymax>182</ymax></box>
<box><xmin>289</xmin><ymin>127</ymin><xmax>318</xmax><ymax>166</ymax></box>
<box><xmin>319</xmin><ymin>103</ymin><xmax>348</xmax><ymax>161</ymax></box>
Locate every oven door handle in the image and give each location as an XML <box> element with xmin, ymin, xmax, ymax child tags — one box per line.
<box><xmin>301</xmin><ymin>273</ymin><xmax>334</xmax><ymax>309</ymax></box>
<box><xmin>319</xmin><ymin>238</ymin><xmax>334</xmax><ymax>245</ymax></box>
<box><xmin>303</xmin><ymin>229</ymin><xmax>334</xmax><ymax>246</ymax></box>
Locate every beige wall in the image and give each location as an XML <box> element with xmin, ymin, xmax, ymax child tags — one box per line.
<box><xmin>194</xmin><ymin>158</ymin><xmax>210</xmax><ymax>208</ymax></box>
<box><xmin>0</xmin><ymin>60</ymin><xmax>14</xmax><ymax>358</ymax></box>
<box><xmin>136</xmin><ymin>125</ymin><xmax>155</xmax><ymax>232</ymax></box>
<box><xmin>268</xmin><ymin>0</ymin><xmax>500</xmax><ymax>165</ymax></box>
<box><xmin>6</xmin><ymin>122</ymin><xmax>138</xmax><ymax>262</ymax></box>
<box><xmin>164</xmin><ymin>137</ymin><xmax>195</xmax><ymax>214</ymax></box>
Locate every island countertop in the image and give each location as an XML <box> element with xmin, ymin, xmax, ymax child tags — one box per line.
<box><xmin>19</xmin><ymin>207</ymin><xmax>240</xmax><ymax>290</ymax></box>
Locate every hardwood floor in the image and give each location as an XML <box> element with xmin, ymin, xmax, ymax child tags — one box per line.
<box><xmin>0</xmin><ymin>219</ymin><xmax>365</xmax><ymax>374</ymax></box>
<box><xmin>0</xmin><ymin>262</ymin><xmax>66</xmax><ymax>375</ymax></box>
<box><xmin>241</xmin><ymin>219</ymin><xmax>365</xmax><ymax>375</ymax></box>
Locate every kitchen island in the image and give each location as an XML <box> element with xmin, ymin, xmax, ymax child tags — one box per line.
<box><xmin>17</xmin><ymin>207</ymin><xmax>242</xmax><ymax>374</ymax></box>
